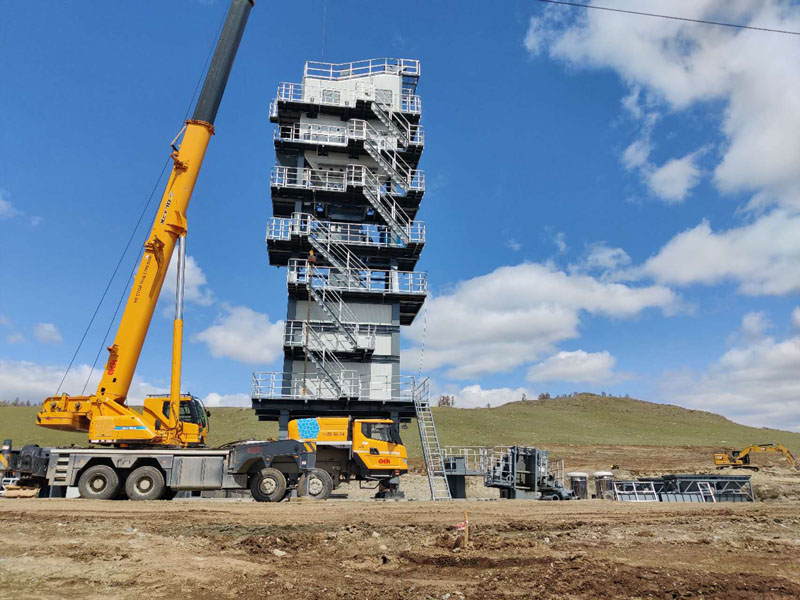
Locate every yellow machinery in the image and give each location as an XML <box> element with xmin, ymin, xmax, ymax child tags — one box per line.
<box><xmin>714</xmin><ymin>444</ymin><xmax>798</xmax><ymax>471</ymax></box>
<box><xmin>287</xmin><ymin>417</ymin><xmax>408</xmax><ymax>497</ymax></box>
<box><xmin>36</xmin><ymin>0</ymin><xmax>254</xmax><ymax>447</ymax></box>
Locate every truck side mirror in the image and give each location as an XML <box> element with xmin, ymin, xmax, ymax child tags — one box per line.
<box><xmin>206</xmin><ymin>410</ymin><xmax>211</xmax><ymax>418</ymax></box>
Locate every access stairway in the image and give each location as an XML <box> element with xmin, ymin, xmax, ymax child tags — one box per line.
<box><xmin>413</xmin><ymin>380</ymin><xmax>452</xmax><ymax>501</ymax></box>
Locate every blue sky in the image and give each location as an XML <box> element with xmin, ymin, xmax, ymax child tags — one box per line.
<box><xmin>2</xmin><ymin>1</ymin><xmax>800</xmax><ymax>431</ymax></box>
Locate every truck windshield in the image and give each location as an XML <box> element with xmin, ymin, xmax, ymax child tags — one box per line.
<box><xmin>177</xmin><ymin>399</ymin><xmax>207</xmax><ymax>428</ymax></box>
<box><xmin>361</xmin><ymin>422</ymin><xmax>401</xmax><ymax>444</ymax></box>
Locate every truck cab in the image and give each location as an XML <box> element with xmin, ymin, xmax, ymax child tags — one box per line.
<box><xmin>287</xmin><ymin>417</ymin><xmax>408</xmax><ymax>487</ymax></box>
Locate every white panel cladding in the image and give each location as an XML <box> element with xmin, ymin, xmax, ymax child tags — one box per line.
<box><xmin>294</xmin><ymin>300</ymin><xmax>393</xmax><ymax>325</ymax></box>
<box><xmin>374</xmin><ymin>333</ymin><xmax>393</xmax><ymax>355</ymax></box>
<box><xmin>302</xmin><ymin>73</ymin><xmax>402</xmax><ymax>110</ymax></box>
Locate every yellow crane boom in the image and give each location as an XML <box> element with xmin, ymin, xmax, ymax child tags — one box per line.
<box><xmin>36</xmin><ymin>0</ymin><xmax>254</xmax><ymax>447</ymax></box>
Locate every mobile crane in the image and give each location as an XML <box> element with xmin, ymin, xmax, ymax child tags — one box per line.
<box><xmin>714</xmin><ymin>444</ymin><xmax>798</xmax><ymax>471</ymax></box>
<box><xmin>3</xmin><ymin>0</ymin><xmax>324</xmax><ymax>502</ymax></box>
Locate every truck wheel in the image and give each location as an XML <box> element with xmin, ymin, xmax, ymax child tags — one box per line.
<box><xmin>77</xmin><ymin>465</ymin><xmax>120</xmax><ymax>500</ymax></box>
<box><xmin>125</xmin><ymin>466</ymin><xmax>165</xmax><ymax>501</ymax></box>
<box><xmin>251</xmin><ymin>468</ymin><xmax>287</xmax><ymax>502</ymax></box>
<box><xmin>298</xmin><ymin>468</ymin><xmax>333</xmax><ymax>500</ymax></box>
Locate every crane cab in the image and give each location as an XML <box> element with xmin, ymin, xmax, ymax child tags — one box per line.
<box><xmin>142</xmin><ymin>395</ymin><xmax>209</xmax><ymax>447</ymax></box>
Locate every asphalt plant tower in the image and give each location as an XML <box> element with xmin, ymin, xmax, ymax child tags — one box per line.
<box><xmin>253</xmin><ymin>58</ymin><xmax>428</xmax><ymax>426</ymax></box>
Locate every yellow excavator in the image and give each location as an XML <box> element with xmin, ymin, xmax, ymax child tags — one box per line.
<box><xmin>714</xmin><ymin>444</ymin><xmax>798</xmax><ymax>471</ymax></box>
<box><xmin>35</xmin><ymin>0</ymin><xmax>254</xmax><ymax>448</ymax></box>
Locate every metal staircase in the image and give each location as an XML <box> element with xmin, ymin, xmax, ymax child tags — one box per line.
<box><xmin>413</xmin><ymin>380</ymin><xmax>452</xmax><ymax>501</ymax></box>
<box><xmin>360</xmin><ymin>170</ymin><xmax>412</xmax><ymax>244</ymax></box>
<box><xmin>370</xmin><ymin>101</ymin><xmax>410</xmax><ymax>147</ymax></box>
<box><xmin>306</xmin><ymin>281</ymin><xmax>360</xmax><ymax>348</ymax></box>
<box><xmin>303</xmin><ymin>214</ymin><xmax>370</xmax><ymax>288</ymax></box>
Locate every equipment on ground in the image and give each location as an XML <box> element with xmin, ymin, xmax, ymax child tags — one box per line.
<box><xmin>3</xmin><ymin>438</ymin><xmax>316</xmax><ymax>502</ymax></box>
<box><xmin>0</xmin><ymin>2</ymin><xmax>326</xmax><ymax>503</ymax></box>
<box><xmin>36</xmin><ymin>0</ymin><xmax>252</xmax><ymax>448</ymax></box>
<box><xmin>287</xmin><ymin>417</ymin><xmax>408</xmax><ymax>498</ymax></box>
<box><xmin>713</xmin><ymin>444</ymin><xmax>798</xmax><ymax>471</ymax></box>
<box><xmin>484</xmin><ymin>446</ymin><xmax>574</xmax><ymax>500</ymax></box>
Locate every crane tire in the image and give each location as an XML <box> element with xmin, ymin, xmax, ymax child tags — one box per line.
<box><xmin>251</xmin><ymin>468</ymin><xmax>287</xmax><ymax>502</ymax></box>
<box><xmin>298</xmin><ymin>468</ymin><xmax>333</xmax><ymax>500</ymax></box>
<box><xmin>125</xmin><ymin>466</ymin><xmax>166</xmax><ymax>501</ymax></box>
<box><xmin>77</xmin><ymin>465</ymin><xmax>120</xmax><ymax>500</ymax></box>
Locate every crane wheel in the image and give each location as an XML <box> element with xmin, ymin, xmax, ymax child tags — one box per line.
<box><xmin>298</xmin><ymin>468</ymin><xmax>333</xmax><ymax>500</ymax></box>
<box><xmin>77</xmin><ymin>465</ymin><xmax>120</xmax><ymax>500</ymax></box>
<box><xmin>251</xmin><ymin>468</ymin><xmax>287</xmax><ymax>502</ymax></box>
<box><xmin>125</xmin><ymin>466</ymin><xmax>166</xmax><ymax>501</ymax></box>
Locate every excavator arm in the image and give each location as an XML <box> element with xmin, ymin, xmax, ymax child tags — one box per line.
<box><xmin>714</xmin><ymin>444</ymin><xmax>799</xmax><ymax>471</ymax></box>
<box><xmin>36</xmin><ymin>0</ymin><xmax>253</xmax><ymax>446</ymax></box>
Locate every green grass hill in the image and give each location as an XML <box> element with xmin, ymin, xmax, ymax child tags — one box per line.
<box><xmin>2</xmin><ymin>394</ymin><xmax>798</xmax><ymax>458</ymax></box>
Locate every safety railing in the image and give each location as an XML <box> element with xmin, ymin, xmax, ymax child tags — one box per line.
<box><xmin>267</xmin><ymin>213</ymin><xmax>425</xmax><ymax>248</ymax></box>
<box><xmin>304</xmin><ymin>58</ymin><xmax>420</xmax><ymax>81</ymax></box>
<box><xmin>270</xmin><ymin>166</ymin><xmax>347</xmax><ymax>192</ymax></box>
<box><xmin>359</xmin><ymin>169</ymin><xmax>413</xmax><ymax>242</ymax></box>
<box><xmin>370</xmin><ymin>101</ymin><xmax>425</xmax><ymax>148</ymax></box>
<box><xmin>288</xmin><ymin>259</ymin><xmax>427</xmax><ymax>295</ymax></box>
<box><xmin>270</xmin><ymin>165</ymin><xmax>425</xmax><ymax>196</ymax></box>
<box><xmin>400</xmin><ymin>93</ymin><xmax>422</xmax><ymax>114</ymax></box>
<box><xmin>251</xmin><ymin>371</ymin><xmax>418</xmax><ymax>402</ymax></box>
<box><xmin>441</xmin><ymin>446</ymin><xmax>491</xmax><ymax>475</ymax></box>
<box><xmin>272</xmin><ymin>81</ymin><xmax>421</xmax><ymax>115</ymax></box>
<box><xmin>251</xmin><ymin>371</ymin><xmax>360</xmax><ymax>401</ymax></box>
<box><xmin>284</xmin><ymin>320</ymin><xmax>376</xmax><ymax>353</ymax></box>
<box><xmin>274</xmin><ymin>123</ymin><xmax>348</xmax><ymax>146</ymax></box>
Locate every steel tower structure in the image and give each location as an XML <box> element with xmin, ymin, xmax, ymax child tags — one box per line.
<box><xmin>253</xmin><ymin>58</ymin><xmax>427</xmax><ymax>426</ymax></box>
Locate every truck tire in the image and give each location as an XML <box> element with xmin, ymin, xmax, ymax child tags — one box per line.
<box><xmin>125</xmin><ymin>466</ymin><xmax>166</xmax><ymax>501</ymax></box>
<box><xmin>251</xmin><ymin>468</ymin><xmax>287</xmax><ymax>502</ymax></box>
<box><xmin>298</xmin><ymin>468</ymin><xmax>333</xmax><ymax>500</ymax></box>
<box><xmin>77</xmin><ymin>465</ymin><xmax>120</xmax><ymax>500</ymax></box>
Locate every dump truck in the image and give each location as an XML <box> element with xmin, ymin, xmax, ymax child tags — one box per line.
<box><xmin>0</xmin><ymin>1</ymin><xmax>333</xmax><ymax>503</ymax></box>
<box><xmin>287</xmin><ymin>417</ymin><xmax>408</xmax><ymax>498</ymax></box>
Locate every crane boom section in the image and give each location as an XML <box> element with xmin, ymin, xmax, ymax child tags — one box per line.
<box><xmin>35</xmin><ymin>0</ymin><xmax>253</xmax><ymax>447</ymax></box>
<box><xmin>97</xmin><ymin>121</ymin><xmax>211</xmax><ymax>404</ymax></box>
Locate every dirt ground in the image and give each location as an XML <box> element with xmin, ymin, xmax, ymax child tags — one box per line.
<box><xmin>3</xmin><ymin>444</ymin><xmax>800</xmax><ymax>599</ymax></box>
<box><xmin>2</xmin><ymin>494</ymin><xmax>800</xmax><ymax>599</ymax></box>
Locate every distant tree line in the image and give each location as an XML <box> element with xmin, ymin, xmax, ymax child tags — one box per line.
<box><xmin>0</xmin><ymin>398</ymin><xmax>35</xmax><ymax>406</ymax></box>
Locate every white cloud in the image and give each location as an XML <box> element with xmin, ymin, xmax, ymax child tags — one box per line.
<box><xmin>663</xmin><ymin>311</ymin><xmax>800</xmax><ymax>431</ymax></box>
<box><xmin>554</xmin><ymin>231</ymin><xmax>567</xmax><ymax>254</ymax></box>
<box><xmin>505</xmin><ymin>238</ymin><xmax>522</xmax><ymax>252</ymax></box>
<box><xmin>573</xmin><ymin>242</ymin><xmax>631</xmax><ymax>278</ymax></box>
<box><xmin>163</xmin><ymin>254</ymin><xmax>214</xmax><ymax>307</ymax></box>
<box><xmin>0</xmin><ymin>360</ymin><xmax>165</xmax><ymax>405</ymax></box>
<box><xmin>622</xmin><ymin>137</ymin><xmax>650</xmax><ymax>171</ymax></box>
<box><xmin>33</xmin><ymin>322</ymin><xmax>62</xmax><ymax>344</ymax></box>
<box><xmin>641</xmin><ymin>210</ymin><xmax>800</xmax><ymax>295</ymax></box>
<box><xmin>0</xmin><ymin>191</ymin><xmax>20</xmax><ymax>220</ymax></box>
<box><xmin>527</xmin><ymin>349</ymin><xmax>625</xmax><ymax>384</ymax></box>
<box><xmin>740</xmin><ymin>311</ymin><xmax>771</xmax><ymax>340</ymax></box>
<box><xmin>792</xmin><ymin>307</ymin><xmax>800</xmax><ymax>329</ymax></box>
<box><xmin>405</xmin><ymin>262</ymin><xmax>677</xmax><ymax>379</ymax></box>
<box><xmin>455</xmin><ymin>384</ymin><xmax>531</xmax><ymax>409</ymax></box>
<box><xmin>6</xmin><ymin>333</ymin><xmax>25</xmax><ymax>344</ymax></box>
<box><xmin>29</xmin><ymin>216</ymin><xmax>43</xmax><ymax>227</ymax></box>
<box><xmin>193</xmin><ymin>304</ymin><xmax>283</xmax><ymax>365</ymax></box>
<box><xmin>526</xmin><ymin>0</ymin><xmax>800</xmax><ymax>210</ymax></box>
<box><xmin>646</xmin><ymin>152</ymin><xmax>702</xmax><ymax>203</ymax></box>
<box><xmin>203</xmin><ymin>392</ymin><xmax>251</xmax><ymax>407</ymax></box>
<box><xmin>0</xmin><ymin>315</ymin><xmax>9</xmax><ymax>327</ymax></box>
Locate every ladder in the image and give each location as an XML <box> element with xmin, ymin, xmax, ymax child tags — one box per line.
<box><xmin>698</xmin><ymin>481</ymin><xmax>716</xmax><ymax>503</ymax></box>
<box><xmin>413</xmin><ymin>380</ymin><xmax>452</xmax><ymax>501</ymax></box>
